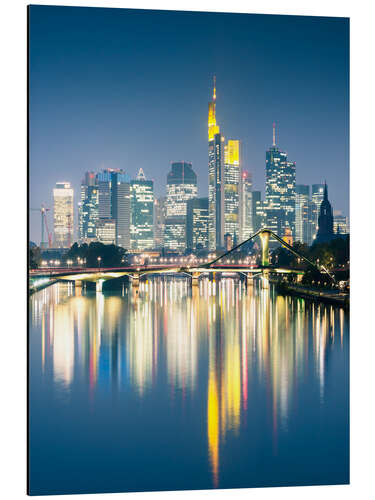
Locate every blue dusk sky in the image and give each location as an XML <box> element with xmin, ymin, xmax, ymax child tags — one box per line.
<box><xmin>29</xmin><ymin>5</ymin><xmax>349</xmax><ymax>243</ymax></box>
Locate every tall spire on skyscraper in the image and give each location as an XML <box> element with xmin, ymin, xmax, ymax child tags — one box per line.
<box><xmin>272</xmin><ymin>122</ymin><xmax>276</xmax><ymax>146</ymax></box>
<box><xmin>208</xmin><ymin>75</ymin><xmax>220</xmax><ymax>141</ymax></box>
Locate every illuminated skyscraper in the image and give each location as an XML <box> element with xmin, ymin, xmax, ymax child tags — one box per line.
<box><xmin>186</xmin><ymin>198</ymin><xmax>209</xmax><ymax>251</ymax></box>
<box><xmin>208</xmin><ymin>77</ymin><xmax>224</xmax><ymax>250</ymax></box>
<box><xmin>154</xmin><ymin>196</ymin><xmax>166</xmax><ymax>249</ymax></box>
<box><xmin>311</xmin><ymin>184</ymin><xmax>325</xmax><ymax>241</ymax></box>
<box><xmin>96</xmin><ymin>169</ymin><xmax>131</xmax><ymax>249</ymax></box>
<box><xmin>224</xmin><ymin>139</ymin><xmax>240</xmax><ymax>243</ymax></box>
<box><xmin>130</xmin><ymin>168</ymin><xmax>154</xmax><ymax>250</ymax></box>
<box><xmin>295</xmin><ymin>185</ymin><xmax>311</xmax><ymax>244</ymax></box>
<box><xmin>96</xmin><ymin>170</ymin><xmax>112</xmax><ymax>219</ymax></box>
<box><xmin>78</xmin><ymin>172</ymin><xmax>98</xmax><ymax>243</ymax></box>
<box><xmin>240</xmin><ymin>169</ymin><xmax>253</xmax><ymax>241</ymax></box>
<box><xmin>265</xmin><ymin>123</ymin><xmax>296</xmax><ymax>236</ymax></box>
<box><xmin>53</xmin><ymin>182</ymin><xmax>74</xmax><ymax>248</ymax></box>
<box><xmin>165</xmin><ymin>161</ymin><xmax>197</xmax><ymax>252</ymax></box>
<box><xmin>112</xmin><ymin>171</ymin><xmax>131</xmax><ymax>249</ymax></box>
<box><xmin>251</xmin><ymin>190</ymin><xmax>264</xmax><ymax>233</ymax></box>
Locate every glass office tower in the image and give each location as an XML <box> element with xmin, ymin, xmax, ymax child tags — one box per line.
<box><xmin>224</xmin><ymin>139</ymin><xmax>240</xmax><ymax>243</ymax></box>
<box><xmin>130</xmin><ymin>168</ymin><xmax>154</xmax><ymax>250</ymax></box>
<box><xmin>53</xmin><ymin>182</ymin><xmax>74</xmax><ymax>248</ymax></box>
<box><xmin>208</xmin><ymin>77</ymin><xmax>224</xmax><ymax>250</ymax></box>
<box><xmin>165</xmin><ymin>161</ymin><xmax>197</xmax><ymax>252</ymax></box>
<box><xmin>78</xmin><ymin>172</ymin><xmax>99</xmax><ymax>243</ymax></box>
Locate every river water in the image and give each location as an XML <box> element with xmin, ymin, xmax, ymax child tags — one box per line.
<box><xmin>28</xmin><ymin>277</ymin><xmax>349</xmax><ymax>495</ymax></box>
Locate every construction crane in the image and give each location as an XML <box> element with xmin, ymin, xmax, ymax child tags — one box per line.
<box><xmin>30</xmin><ymin>204</ymin><xmax>52</xmax><ymax>248</ymax></box>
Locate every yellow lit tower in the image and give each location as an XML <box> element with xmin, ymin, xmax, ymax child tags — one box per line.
<box><xmin>224</xmin><ymin>139</ymin><xmax>241</xmax><ymax>246</ymax></box>
<box><xmin>208</xmin><ymin>76</ymin><xmax>225</xmax><ymax>250</ymax></box>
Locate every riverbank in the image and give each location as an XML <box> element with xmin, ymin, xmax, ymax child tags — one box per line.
<box><xmin>273</xmin><ymin>280</ymin><xmax>349</xmax><ymax>308</ymax></box>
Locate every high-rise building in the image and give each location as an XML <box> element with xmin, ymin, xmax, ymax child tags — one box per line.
<box><xmin>315</xmin><ymin>183</ymin><xmax>334</xmax><ymax>244</ymax></box>
<box><xmin>333</xmin><ymin>210</ymin><xmax>349</xmax><ymax>235</ymax></box>
<box><xmin>53</xmin><ymin>182</ymin><xmax>74</xmax><ymax>248</ymax></box>
<box><xmin>165</xmin><ymin>161</ymin><xmax>197</xmax><ymax>252</ymax></box>
<box><xmin>97</xmin><ymin>218</ymin><xmax>116</xmax><ymax>245</ymax></box>
<box><xmin>186</xmin><ymin>197</ymin><xmax>209</xmax><ymax>251</ymax></box>
<box><xmin>251</xmin><ymin>191</ymin><xmax>264</xmax><ymax>233</ymax></box>
<box><xmin>154</xmin><ymin>196</ymin><xmax>166</xmax><ymax>249</ymax></box>
<box><xmin>240</xmin><ymin>170</ymin><xmax>253</xmax><ymax>241</ymax></box>
<box><xmin>111</xmin><ymin>170</ymin><xmax>131</xmax><ymax>249</ymax></box>
<box><xmin>130</xmin><ymin>168</ymin><xmax>154</xmax><ymax>251</ymax></box>
<box><xmin>295</xmin><ymin>185</ymin><xmax>311</xmax><ymax>244</ymax></box>
<box><xmin>265</xmin><ymin>123</ymin><xmax>296</xmax><ymax>236</ymax></box>
<box><xmin>224</xmin><ymin>139</ymin><xmax>241</xmax><ymax>243</ymax></box>
<box><xmin>208</xmin><ymin>77</ymin><xmax>225</xmax><ymax>250</ymax></box>
<box><xmin>97</xmin><ymin>170</ymin><xmax>113</xmax><ymax>219</ymax></box>
<box><xmin>311</xmin><ymin>184</ymin><xmax>325</xmax><ymax>241</ymax></box>
<box><xmin>96</xmin><ymin>169</ymin><xmax>131</xmax><ymax>249</ymax></box>
<box><xmin>78</xmin><ymin>172</ymin><xmax>98</xmax><ymax>243</ymax></box>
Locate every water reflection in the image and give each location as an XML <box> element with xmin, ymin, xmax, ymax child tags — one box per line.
<box><xmin>30</xmin><ymin>277</ymin><xmax>348</xmax><ymax>491</ymax></box>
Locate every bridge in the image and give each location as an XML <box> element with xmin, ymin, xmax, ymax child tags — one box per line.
<box><xmin>29</xmin><ymin>229</ymin><xmax>330</xmax><ymax>293</ymax></box>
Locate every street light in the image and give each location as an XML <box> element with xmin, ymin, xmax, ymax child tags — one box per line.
<box><xmin>97</xmin><ymin>256</ymin><xmax>101</xmax><ymax>269</ymax></box>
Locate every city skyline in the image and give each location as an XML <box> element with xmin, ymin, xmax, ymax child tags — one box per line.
<box><xmin>29</xmin><ymin>6</ymin><xmax>349</xmax><ymax>244</ymax></box>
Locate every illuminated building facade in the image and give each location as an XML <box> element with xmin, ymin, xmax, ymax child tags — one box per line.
<box><xmin>265</xmin><ymin>124</ymin><xmax>296</xmax><ymax>236</ymax></box>
<box><xmin>251</xmin><ymin>191</ymin><xmax>264</xmax><ymax>233</ymax></box>
<box><xmin>282</xmin><ymin>227</ymin><xmax>293</xmax><ymax>246</ymax></box>
<box><xmin>130</xmin><ymin>168</ymin><xmax>154</xmax><ymax>250</ymax></box>
<box><xmin>78</xmin><ymin>172</ymin><xmax>99</xmax><ymax>243</ymax></box>
<box><xmin>96</xmin><ymin>170</ymin><xmax>112</xmax><ymax>219</ymax></box>
<box><xmin>186</xmin><ymin>197</ymin><xmax>209</xmax><ymax>251</ymax></box>
<box><xmin>295</xmin><ymin>184</ymin><xmax>311</xmax><ymax>244</ymax></box>
<box><xmin>208</xmin><ymin>77</ymin><xmax>224</xmax><ymax>250</ymax></box>
<box><xmin>311</xmin><ymin>184</ymin><xmax>325</xmax><ymax>241</ymax></box>
<box><xmin>111</xmin><ymin>170</ymin><xmax>131</xmax><ymax>249</ymax></box>
<box><xmin>224</xmin><ymin>140</ymin><xmax>240</xmax><ymax>243</ymax></box>
<box><xmin>240</xmin><ymin>169</ymin><xmax>253</xmax><ymax>241</ymax></box>
<box><xmin>96</xmin><ymin>218</ymin><xmax>116</xmax><ymax>245</ymax></box>
<box><xmin>165</xmin><ymin>161</ymin><xmax>197</xmax><ymax>252</ymax></box>
<box><xmin>53</xmin><ymin>182</ymin><xmax>74</xmax><ymax>248</ymax></box>
<box><xmin>154</xmin><ymin>196</ymin><xmax>166</xmax><ymax>249</ymax></box>
<box><xmin>333</xmin><ymin>211</ymin><xmax>349</xmax><ymax>235</ymax></box>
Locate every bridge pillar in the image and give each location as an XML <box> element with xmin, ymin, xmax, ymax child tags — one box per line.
<box><xmin>261</xmin><ymin>269</ymin><xmax>270</xmax><ymax>289</ymax></box>
<box><xmin>259</xmin><ymin>230</ymin><xmax>271</xmax><ymax>267</ymax></box>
